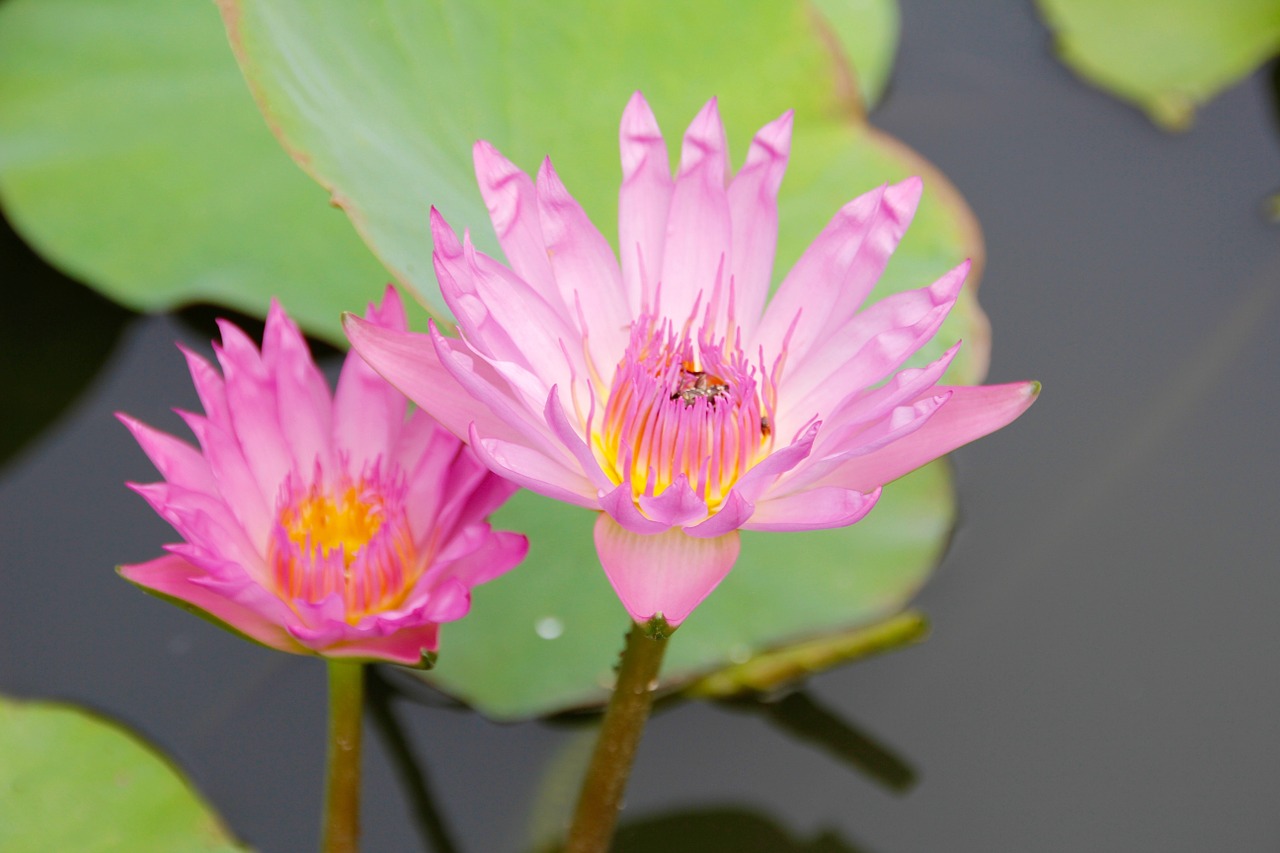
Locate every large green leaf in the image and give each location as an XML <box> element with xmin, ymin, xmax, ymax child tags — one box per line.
<box><xmin>0</xmin><ymin>696</ymin><xmax>247</xmax><ymax>852</ymax></box>
<box><xmin>219</xmin><ymin>0</ymin><xmax>989</xmax><ymax>718</ymax></box>
<box><xmin>1036</xmin><ymin>0</ymin><xmax>1280</xmax><ymax>130</ymax></box>
<box><xmin>0</xmin><ymin>0</ymin><xmax>390</xmax><ymax>344</ymax></box>
<box><xmin>436</xmin><ymin>462</ymin><xmax>953</xmax><ymax>719</ymax></box>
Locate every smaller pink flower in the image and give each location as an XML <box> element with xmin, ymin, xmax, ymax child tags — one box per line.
<box><xmin>119</xmin><ymin>288</ymin><xmax>527</xmax><ymax>665</ymax></box>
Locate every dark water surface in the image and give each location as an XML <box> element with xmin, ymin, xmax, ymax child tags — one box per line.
<box><xmin>3</xmin><ymin>2</ymin><xmax>1279</xmax><ymax>851</ymax></box>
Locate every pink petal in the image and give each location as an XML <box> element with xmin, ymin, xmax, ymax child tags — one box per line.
<box><xmin>116</xmin><ymin>414</ymin><xmax>215</xmax><ymax>495</ymax></box>
<box><xmin>544</xmin><ymin>386</ymin><xmax>614</xmax><ymax>493</ymax></box>
<box><xmin>535</xmin><ymin>158</ymin><xmax>631</xmax><ymax>373</ymax></box>
<box><xmin>618</xmin><ymin>91</ymin><xmax>673</xmax><ymax>316</ymax></box>
<box><xmin>178</xmin><ymin>411</ymin><xmax>271</xmax><ymax>545</ymax></box>
<box><xmin>594</xmin><ymin>513</ymin><xmax>741</xmax><ymax>624</ymax></box>
<box><xmin>119</xmin><ymin>555</ymin><xmax>303</xmax><ymax>654</ymax></box>
<box><xmin>743</xmin><ymin>486</ymin><xmax>880</xmax><ymax>532</ymax></box>
<box><xmin>178</xmin><ymin>345</ymin><xmax>229</xmax><ymax>429</ymax></box>
<box><xmin>436</xmin><ymin>528</ymin><xmax>529</xmax><ymax>589</ymax></box>
<box><xmin>473</xmin><ymin>140</ymin><xmax>560</xmax><ymax>308</ymax></box>
<box><xmin>753</xmin><ymin>178</ymin><xmax>923</xmax><ymax>364</ymax></box>
<box><xmin>727</xmin><ymin>110</ymin><xmax>792</xmax><ymax>336</ymax></box>
<box><xmin>262</xmin><ymin>300</ymin><xmax>334</xmax><ymax>475</ymax></box>
<box><xmin>659</xmin><ymin>98</ymin><xmax>732</xmax><ymax>330</ymax></box>
<box><xmin>213</xmin><ymin>320</ymin><xmax>291</xmax><ymax>502</ymax></box>
<box><xmin>323</xmin><ymin>623</ymin><xmax>442</xmax><ymax>664</ymax></box>
<box><xmin>341</xmin><ymin>314</ymin><xmax>526</xmax><ymax>447</ymax></box>
<box><xmin>821</xmin><ymin>381</ymin><xmax>1040</xmax><ymax>492</ymax></box>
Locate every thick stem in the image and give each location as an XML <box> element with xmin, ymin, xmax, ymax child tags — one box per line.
<box><xmin>321</xmin><ymin>660</ymin><xmax>364</xmax><ymax>853</ymax></box>
<box><xmin>565</xmin><ymin>621</ymin><xmax>671</xmax><ymax>853</ymax></box>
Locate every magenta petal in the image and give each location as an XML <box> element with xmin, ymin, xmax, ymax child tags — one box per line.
<box><xmin>831</xmin><ymin>381</ymin><xmax>1040</xmax><ymax>492</ymax></box>
<box><xmin>618</xmin><ymin>91</ymin><xmax>673</xmax><ymax>316</ymax></box>
<box><xmin>324</xmin><ymin>623</ymin><xmax>442</xmax><ymax>664</ymax></box>
<box><xmin>594</xmin><ymin>513</ymin><xmax>741</xmax><ymax>625</ymax></box>
<box><xmin>119</xmin><ymin>555</ymin><xmax>303</xmax><ymax>654</ymax></box>
<box><xmin>744</xmin><ymin>486</ymin><xmax>880</xmax><ymax>532</ymax></box>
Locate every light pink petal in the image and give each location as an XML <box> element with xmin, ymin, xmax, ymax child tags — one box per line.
<box><xmin>684</xmin><ymin>489</ymin><xmax>754</xmax><ymax>538</ymax></box>
<box><xmin>594</xmin><ymin>514</ymin><xmax>740</xmax><ymax>625</ymax></box>
<box><xmin>599</xmin><ymin>482</ymin><xmax>670</xmax><ymax>534</ymax></box>
<box><xmin>778</xmin><ymin>260</ymin><xmax>967</xmax><ymax>429</ymax></box>
<box><xmin>432</xmin><ymin>209</ymin><xmax>583</xmax><ymax>392</ymax></box>
<box><xmin>431</xmin><ymin>328</ymin><xmax>566</xmax><ymax>456</ymax></box>
<box><xmin>754</xmin><ymin>178</ymin><xmax>923</xmax><ymax>363</ymax></box>
<box><xmin>470</xmin><ymin>427</ymin><xmax>599</xmax><ymax>508</ymax></box>
<box><xmin>334</xmin><ymin>288</ymin><xmax>411</xmax><ymax>464</ymax></box>
<box><xmin>473</xmin><ymin>140</ymin><xmax>560</xmax><ymax>307</ymax></box>
<box><xmin>730</xmin><ymin>421</ymin><xmax>821</xmax><ymax>503</ymax></box>
<box><xmin>544</xmin><ymin>387</ymin><xmax>614</xmax><ymax>492</ymax></box>
<box><xmin>117</xmin><ymin>414</ymin><xmax>215</xmax><ymax>495</ymax></box>
<box><xmin>262</xmin><ymin>300</ymin><xmax>334</xmax><ymax>474</ymax></box>
<box><xmin>341</xmin><ymin>314</ymin><xmax>527</xmax><ymax>447</ymax></box>
<box><xmin>659</xmin><ymin>98</ymin><xmax>732</xmax><ymax>330</ymax></box>
<box><xmin>119</xmin><ymin>555</ymin><xmax>302</xmax><ymax>654</ymax></box>
<box><xmin>743</xmin><ymin>486</ymin><xmax>880</xmax><ymax>532</ymax></box>
<box><xmin>536</xmin><ymin>158</ymin><xmax>631</xmax><ymax>373</ymax></box>
<box><xmin>727</xmin><ymin>110</ymin><xmax>792</xmax><ymax>335</ymax></box>
<box><xmin>821</xmin><ymin>342</ymin><xmax>961</xmax><ymax>438</ymax></box>
<box><xmin>821</xmin><ymin>381</ymin><xmax>1040</xmax><ymax>492</ymax></box>
<box><xmin>637</xmin><ymin>474</ymin><xmax>708</xmax><ymax>527</ymax></box>
<box><xmin>618</xmin><ymin>91</ymin><xmax>673</xmax><ymax>316</ymax></box>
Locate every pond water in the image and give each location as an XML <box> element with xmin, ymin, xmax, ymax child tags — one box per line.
<box><xmin>3</xmin><ymin>2</ymin><xmax>1279</xmax><ymax>851</ymax></box>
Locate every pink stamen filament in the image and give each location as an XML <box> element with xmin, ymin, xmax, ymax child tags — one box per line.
<box><xmin>269</xmin><ymin>465</ymin><xmax>419</xmax><ymax>623</ymax></box>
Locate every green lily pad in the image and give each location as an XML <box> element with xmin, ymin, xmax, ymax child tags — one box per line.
<box><xmin>0</xmin><ymin>0</ymin><xmax>390</xmax><ymax>345</ymax></box>
<box><xmin>1036</xmin><ymin>0</ymin><xmax>1280</xmax><ymax>130</ymax></box>
<box><xmin>218</xmin><ymin>0</ymin><xmax>989</xmax><ymax>718</ymax></box>
<box><xmin>0</xmin><ymin>696</ymin><xmax>247</xmax><ymax>852</ymax></box>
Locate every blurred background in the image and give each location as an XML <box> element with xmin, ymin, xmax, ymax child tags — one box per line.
<box><xmin>2</xmin><ymin>1</ymin><xmax>1278</xmax><ymax>851</ymax></box>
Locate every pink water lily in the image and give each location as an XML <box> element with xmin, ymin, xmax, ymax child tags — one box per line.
<box><xmin>346</xmin><ymin>93</ymin><xmax>1037</xmax><ymax>627</ymax></box>
<box><xmin>120</xmin><ymin>288</ymin><xmax>527</xmax><ymax>665</ymax></box>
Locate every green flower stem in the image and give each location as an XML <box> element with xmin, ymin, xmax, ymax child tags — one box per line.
<box><xmin>321</xmin><ymin>660</ymin><xmax>364</xmax><ymax>853</ymax></box>
<box><xmin>565</xmin><ymin>620</ymin><xmax>671</xmax><ymax>853</ymax></box>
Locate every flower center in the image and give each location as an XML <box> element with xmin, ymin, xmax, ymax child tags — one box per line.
<box><xmin>593</xmin><ymin>316</ymin><xmax>775</xmax><ymax>514</ymax></box>
<box><xmin>269</xmin><ymin>463</ymin><xmax>419</xmax><ymax>623</ymax></box>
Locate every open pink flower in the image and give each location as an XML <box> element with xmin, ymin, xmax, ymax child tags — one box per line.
<box><xmin>346</xmin><ymin>93</ymin><xmax>1037</xmax><ymax>627</ymax></box>
<box><xmin>119</xmin><ymin>288</ymin><xmax>527</xmax><ymax>665</ymax></box>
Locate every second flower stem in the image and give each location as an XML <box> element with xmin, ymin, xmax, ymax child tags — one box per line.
<box><xmin>322</xmin><ymin>660</ymin><xmax>365</xmax><ymax>853</ymax></box>
<box><xmin>565</xmin><ymin>620</ymin><xmax>671</xmax><ymax>853</ymax></box>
